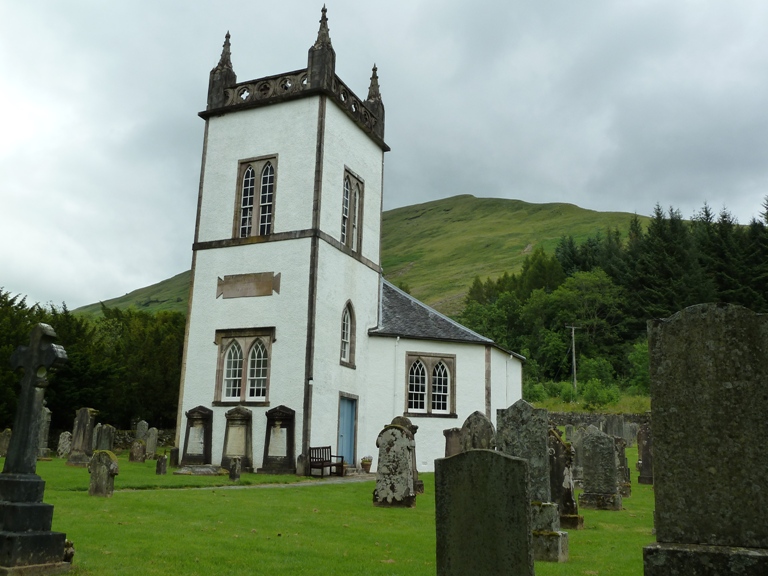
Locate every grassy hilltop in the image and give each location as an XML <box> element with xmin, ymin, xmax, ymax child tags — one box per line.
<box><xmin>75</xmin><ymin>195</ymin><xmax>647</xmax><ymax>318</ymax></box>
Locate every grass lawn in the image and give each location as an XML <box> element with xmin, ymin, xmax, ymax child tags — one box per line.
<box><xmin>12</xmin><ymin>445</ymin><xmax>653</xmax><ymax>575</ymax></box>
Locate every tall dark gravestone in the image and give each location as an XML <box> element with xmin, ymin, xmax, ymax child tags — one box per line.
<box><xmin>644</xmin><ymin>304</ymin><xmax>768</xmax><ymax>574</ymax></box>
<box><xmin>0</xmin><ymin>324</ymin><xmax>72</xmax><ymax>573</ymax></box>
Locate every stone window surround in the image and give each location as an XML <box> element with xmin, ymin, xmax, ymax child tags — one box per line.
<box><xmin>340</xmin><ymin>301</ymin><xmax>356</xmax><ymax>369</ymax></box>
<box><xmin>404</xmin><ymin>352</ymin><xmax>457</xmax><ymax>418</ymax></box>
<box><xmin>340</xmin><ymin>167</ymin><xmax>363</xmax><ymax>253</ymax></box>
<box><xmin>213</xmin><ymin>327</ymin><xmax>275</xmax><ymax>407</ymax></box>
<box><xmin>233</xmin><ymin>154</ymin><xmax>278</xmax><ymax>239</ymax></box>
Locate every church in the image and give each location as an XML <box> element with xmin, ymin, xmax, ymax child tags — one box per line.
<box><xmin>175</xmin><ymin>7</ymin><xmax>524</xmax><ymax>474</ymax></box>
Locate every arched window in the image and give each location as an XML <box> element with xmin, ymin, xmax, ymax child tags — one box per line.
<box><xmin>248</xmin><ymin>339</ymin><xmax>268</xmax><ymax>399</ymax></box>
<box><xmin>224</xmin><ymin>341</ymin><xmax>243</xmax><ymax>399</ymax></box>
<box><xmin>258</xmin><ymin>162</ymin><xmax>274</xmax><ymax>235</ymax></box>
<box><xmin>341</xmin><ymin>177</ymin><xmax>350</xmax><ymax>244</ymax></box>
<box><xmin>351</xmin><ymin>184</ymin><xmax>360</xmax><ymax>251</ymax></box>
<box><xmin>239</xmin><ymin>166</ymin><xmax>255</xmax><ymax>238</ymax></box>
<box><xmin>431</xmin><ymin>361</ymin><xmax>449</xmax><ymax>413</ymax></box>
<box><xmin>408</xmin><ymin>360</ymin><xmax>427</xmax><ymax>412</ymax></box>
<box><xmin>340</xmin><ymin>303</ymin><xmax>356</xmax><ymax>367</ymax></box>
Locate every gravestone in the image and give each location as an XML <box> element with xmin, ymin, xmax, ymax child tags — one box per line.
<box><xmin>644</xmin><ymin>304</ymin><xmax>768</xmax><ymax>574</ymax></box>
<box><xmin>95</xmin><ymin>424</ymin><xmax>116</xmax><ymax>451</ymax></box>
<box><xmin>90</xmin><ymin>423</ymin><xmax>101</xmax><ymax>452</ymax></box>
<box><xmin>373</xmin><ymin>425</ymin><xmax>415</xmax><ymax>507</ymax></box>
<box><xmin>258</xmin><ymin>405</ymin><xmax>295</xmax><ymax>474</ymax></box>
<box><xmin>637</xmin><ymin>421</ymin><xmax>653</xmax><ymax>485</ymax></box>
<box><xmin>145</xmin><ymin>427</ymin><xmax>158</xmax><ymax>460</ymax></box>
<box><xmin>66</xmin><ymin>407</ymin><xmax>98</xmax><ymax>467</ymax></box>
<box><xmin>578</xmin><ymin>425</ymin><xmax>621</xmax><ymax>511</ymax></box>
<box><xmin>222</xmin><ymin>407</ymin><xmax>252</xmax><ymax>471</ymax></box>
<box><xmin>602</xmin><ymin>414</ymin><xmax>624</xmax><ymax>439</ymax></box>
<box><xmin>625</xmin><ymin>422</ymin><xmax>639</xmax><ymax>447</ymax></box>
<box><xmin>442</xmin><ymin>428</ymin><xmax>461</xmax><ymax>457</ymax></box>
<box><xmin>548</xmin><ymin>428</ymin><xmax>583</xmax><ymax>529</ymax></box>
<box><xmin>129</xmin><ymin>440</ymin><xmax>146</xmax><ymax>463</ymax></box>
<box><xmin>57</xmin><ymin>431</ymin><xmax>72</xmax><ymax>459</ymax></box>
<box><xmin>135</xmin><ymin>420</ymin><xmax>149</xmax><ymax>442</ymax></box>
<box><xmin>568</xmin><ymin>424</ymin><xmax>587</xmax><ymax>487</ymax></box>
<box><xmin>391</xmin><ymin>416</ymin><xmax>423</xmax><ymax>494</ymax></box>
<box><xmin>497</xmin><ymin>400</ymin><xmax>568</xmax><ymax>562</ymax></box>
<box><xmin>156</xmin><ymin>454</ymin><xmax>168</xmax><ymax>475</ymax></box>
<box><xmin>0</xmin><ymin>428</ymin><xmax>11</xmax><ymax>457</ymax></box>
<box><xmin>458</xmin><ymin>411</ymin><xmax>496</xmax><ymax>452</ymax></box>
<box><xmin>229</xmin><ymin>456</ymin><xmax>242</xmax><ymax>481</ymax></box>
<box><xmin>38</xmin><ymin>406</ymin><xmax>52</xmax><ymax>458</ymax></box>
<box><xmin>169</xmin><ymin>447</ymin><xmax>179</xmax><ymax>468</ymax></box>
<box><xmin>88</xmin><ymin>450</ymin><xmax>119</xmax><ymax>497</ymax></box>
<box><xmin>0</xmin><ymin>323</ymin><xmax>71</xmax><ymax>573</ymax></box>
<box><xmin>615</xmin><ymin>436</ymin><xmax>631</xmax><ymax>497</ymax></box>
<box><xmin>435</xmin><ymin>450</ymin><xmax>534</xmax><ymax>576</ymax></box>
<box><xmin>181</xmin><ymin>405</ymin><xmax>213</xmax><ymax>465</ymax></box>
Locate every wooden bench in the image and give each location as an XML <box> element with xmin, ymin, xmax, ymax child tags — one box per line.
<box><xmin>309</xmin><ymin>446</ymin><xmax>344</xmax><ymax>477</ymax></box>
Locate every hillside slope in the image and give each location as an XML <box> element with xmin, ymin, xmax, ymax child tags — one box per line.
<box><xmin>74</xmin><ymin>195</ymin><xmax>647</xmax><ymax>318</ymax></box>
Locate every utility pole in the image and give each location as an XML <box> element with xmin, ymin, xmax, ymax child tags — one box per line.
<box><xmin>566</xmin><ymin>325</ymin><xmax>581</xmax><ymax>399</ymax></box>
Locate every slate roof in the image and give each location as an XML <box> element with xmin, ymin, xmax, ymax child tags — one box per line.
<box><xmin>369</xmin><ymin>280</ymin><xmax>523</xmax><ymax>359</ymax></box>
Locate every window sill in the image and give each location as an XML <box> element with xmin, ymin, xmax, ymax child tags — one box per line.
<box><xmin>403</xmin><ymin>412</ymin><xmax>458</xmax><ymax>419</ymax></box>
<box><xmin>340</xmin><ymin>360</ymin><xmax>356</xmax><ymax>369</ymax></box>
<box><xmin>213</xmin><ymin>400</ymin><xmax>270</xmax><ymax>407</ymax></box>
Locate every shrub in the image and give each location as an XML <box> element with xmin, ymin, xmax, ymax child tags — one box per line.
<box><xmin>581</xmin><ymin>378</ymin><xmax>620</xmax><ymax>411</ymax></box>
<box><xmin>523</xmin><ymin>381</ymin><xmax>547</xmax><ymax>403</ymax></box>
<box><xmin>560</xmin><ymin>381</ymin><xmax>575</xmax><ymax>403</ymax></box>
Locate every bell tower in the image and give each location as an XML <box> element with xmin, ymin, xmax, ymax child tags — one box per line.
<box><xmin>176</xmin><ymin>7</ymin><xmax>389</xmax><ymax>472</ymax></box>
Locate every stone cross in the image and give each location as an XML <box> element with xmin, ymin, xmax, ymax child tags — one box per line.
<box><xmin>3</xmin><ymin>324</ymin><xmax>67</xmax><ymax>475</ymax></box>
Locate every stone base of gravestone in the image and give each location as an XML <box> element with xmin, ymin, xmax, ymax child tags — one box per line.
<box><xmin>229</xmin><ymin>457</ymin><xmax>242</xmax><ymax>481</ymax></box>
<box><xmin>530</xmin><ymin>502</ymin><xmax>569</xmax><ymax>562</ymax></box>
<box><xmin>173</xmin><ymin>465</ymin><xmax>222</xmax><ymax>476</ymax></box>
<box><xmin>644</xmin><ymin>542</ymin><xmax>768</xmax><ymax>575</ymax></box>
<box><xmin>578</xmin><ymin>491</ymin><xmax>622</xmax><ymax>511</ymax></box>
<box><xmin>88</xmin><ymin>450</ymin><xmax>119</xmax><ymax>497</ymax></box>
<box><xmin>560</xmin><ymin>514</ymin><xmax>584</xmax><ymax>529</ymax></box>
<box><xmin>619</xmin><ymin>481</ymin><xmax>632</xmax><ymax>497</ymax></box>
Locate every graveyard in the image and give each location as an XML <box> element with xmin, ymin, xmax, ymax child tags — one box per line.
<box><xmin>4</xmin><ymin>443</ymin><xmax>652</xmax><ymax>575</ymax></box>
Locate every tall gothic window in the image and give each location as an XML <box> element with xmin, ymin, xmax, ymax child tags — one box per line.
<box><xmin>235</xmin><ymin>156</ymin><xmax>277</xmax><ymax>238</ymax></box>
<box><xmin>341</xmin><ymin>170</ymin><xmax>363</xmax><ymax>252</ymax></box>
<box><xmin>224</xmin><ymin>341</ymin><xmax>244</xmax><ymax>399</ymax></box>
<box><xmin>258</xmin><ymin>162</ymin><xmax>274</xmax><ymax>235</ymax></box>
<box><xmin>215</xmin><ymin>328</ymin><xmax>274</xmax><ymax>404</ymax></box>
<box><xmin>248</xmin><ymin>339</ymin><xmax>268</xmax><ymax>399</ymax></box>
<box><xmin>405</xmin><ymin>353</ymin><xmax>456</xmax><ymax>416</ymax></box>
<box><xmin>340</xmin><ymin>302</ymin><xmax>356</xmax><ymax>367</ymax></box>
<box><xmin>239</xmin><ymin>167</ymin><xmax>255</xmax><ymax>238</ymax></box>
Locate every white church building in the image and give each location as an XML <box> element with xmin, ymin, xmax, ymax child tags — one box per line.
<box><xmin>175</xmin><ymin>8</ymin><xmax>524</xmax><ymax>474</ymax></box>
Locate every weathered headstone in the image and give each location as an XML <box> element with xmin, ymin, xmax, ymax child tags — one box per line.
<box><xmin>129</xmin><ymin>440</ymin><xmax>146</xmax><ymax>463</ymax></box>
<box><xmin>66</xmin><ymin>407</ymin><xmax>98</xmax><ymax>467</ymax></box>
<box><xmin>95</xmin><ymin>424</ymin><xmax>116</xmax><ymax>452</ymax></box>
<box><xmin>497</xmin><ymin>400</ymin><xmax>568</xmax><ymax>562</ymax></box>
<box><xmin>602</xmin><ymin>413</ymin><xmax>625</xmax><ymax>440</ymax></box>
<box><xmin>391</xmin><ymin>416</ymin><xmax>423</xmax><ymax>494</ymax></box>
<box><xmin>38</xmin><ymin>406</ymin><xmax>52</xmax><ymax>458</ymax></box>
<box><xmin>443</xmin><ymin>427</ymin><xmax>461</xmax><ymax>457</ymax></box>
<box><xmin>229</xmin><ymin>456</ymin><xmax>242</xmax><ymax>481</ymax></box>
<box><xmin>0</xmin><ymin>323</ymin><xmax>71</xmax><ymax>572</ymax></box>
<box><xmin>91</xmin><ymin>423</ymin><xmax>102</xmax><ymax>452</ymax></box>
<box><xmin>221</xmin><ymin>407</ymin><xmax>252</xmax><ymax>470</ymax></box>
<box><xmin>181</xmin><ymin>405</ymin><xmax>213</xmax><ymax>466</ymax></box>
<box><xmin>644</xmin><ymin>304</ymin><xmax>768</xmax><ymax>574</ymax></box>
<box><xmin>636</xmin><ymin>421</ymin><xmax>653</xmax><ymax>485</ymax></box>
<box><xmin>458</xmin><ymin>411</ymin><xmax>496</xmax><ymax>452</ymax></box>
<box><xmin>135</xmin><ymin>420</ymin><xmax>149</xmax><ymax>442</ymax></box>
<box><xmin>155</xmin><ymin>454</ymin><xmax>167</xmax><ymax>475</ymax></box>
<box><xmin>549</xmin><ymin>428</ymin><xmax>583</xmax><ymax>529</ymax></box>
<box><xmin>257</xmin><ymin>405</ymin><xmax>295</xmax><ymax>474</ymax></box>
<box><xmin>435</xmin><ymin>450</ymin><xmax>534</xmax><ymax>576</ymax></box>
<box><xmin>373</xmin><ymin>425</ymin><xmax>415</xmax><ymax>507</ymax></box>
<box><xmin>625</xmin><ymin>422</ymin><xmax>639</xmax><ymax>447</ymax></box>
<box><xmin>615</xmin><ymin>436</ymin><xmax>631</xmax><ymax>497</ymax></box>
<box><xmin>88</xmin><ymin>450</ymin><xmax>119</xmax><ymax>497</ymax></box>
<box><xmin>578</xmin><ymin>425</ymin><xmax>621</xmax><ymax>511</ymax></box>
<box><xmin>57</xmin><ymin>431</ymin><xmax>72</xmax><ymax>459</ymax></box>
<box><xmin>0</xmin><ymin>428</ymin><xmax>12</xmax><ymax>457</ymax></box>
<box><xmin>169</xmin><ymin>447</ymin><xmax>179</xmax><ymax>468</ymax></box>
<box><xmin>568</xmin><ymin>424</ymin><xmax>587</xmax><ymax>487</ymax></box>
<box><xmin>145</xmin><ymin>427</ymin><xmax>158</xmax><ymax>460</ymax></box>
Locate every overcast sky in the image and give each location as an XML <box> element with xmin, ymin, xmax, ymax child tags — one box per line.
<box><xmin>2</xmin><ymin>1</ymin><xmax>768</xmax><ymax>309</ymax></box>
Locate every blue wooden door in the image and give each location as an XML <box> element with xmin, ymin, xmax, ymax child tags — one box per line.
<box><xmin>337</xmin><ymin>397</ymin><xmax>356</xmax><ymax>467</ymax></box>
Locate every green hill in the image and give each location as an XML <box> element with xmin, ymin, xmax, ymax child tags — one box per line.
<box><xmin>74</xmin><ymin>195</ymin><xmax>648</xmax><ymax>318</ymax></box>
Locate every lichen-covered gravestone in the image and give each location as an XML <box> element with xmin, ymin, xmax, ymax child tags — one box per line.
<box><xmin>458</xmin><ymin>411</ymin><xmax>496</xmax><ymax>452</ymax></box>
<box><xmin>568</xmin><ymin>424</ymin><xmax>587</xmax><ymax>487</ymax></box>
<box><xmin>145</xmin><ymin>427</ymin><xmax>158</xmax><ymax>460</ymax></box>
<box><xmin>66</xmin><ymin>407</ymin><xmax>98</xmax><ymax>467</ymax></box>
<box><xmin>0</xmin><ymin>323</ymin><xmax>71</xmax><ymax>573</ymax></box>
<box><xmin>57</xmin><ymin>431</ymin><xmax>72</xmax><ymax>459</ymax></box>
<box><xmin>497</xmin><ymin>400</ymin><xmax>568</xmax><ymax>562</ymax></box>
<box><xmin>88</xmin><ymin>450</ymin><xmax>119</xmax><ymax>497</ymax></box>
<box><xmin>373</xmin><ymin>425</ymin><xmax>415</xmax><ymax>507</ymax></box>
<box><xmin>390</xmin><ymin>416</ymin><xmax>423</xmax><ymax>494</ymax></box>
<box><xmin>435</xmin><ymin>450</ymin><xmax>534</xmax><ymax>576</ymax></box>
<box><xmin>578</xmin><ymin>425</ymin><xmax>621</xmax><ymax>511</ymax></box>
<box><xmin>129</xmin><ymin>440</ymin><xmax>146</xmax><ymax>463</ymax></box>
<box><xmin>442</xmin><ymin>427</ymin><xmax>461</xmax><ymax>458</ymax></box>
<box><xmin>644</xmin><ymin>304</ymin><xmax>768</xmax><ymax>574</ymax></box>
<box><xmin>548</xmin><ymin>428</ymin><xmax>583</xmax><ymax>529</ymax></box>
<box><xmin>135</xmin><ymin>420</ymin><xmax>149</xmax><ymax>442</ymax></box>
<box><xmin>95</xmin><ymin>424</ymin><xmax>116</xmax><ymax>451</ymax></box>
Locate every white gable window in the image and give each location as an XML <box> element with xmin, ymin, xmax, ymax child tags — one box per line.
<box><xmin>214</xmin><ymin>328</ymin><xmax>274</xmax><ymax>405</ymax></box>
<box><xmin>405</xmin><ymin>353</ymin><xmax>456</xmax><ymax>417</ymax></box>
<box><xmin>340</xmin><ymin>302</ymin><xmax>356</xmax><ymax>368</ymax></box>
<box><xmin>341</xmin><ymin>169</ymin><xmax>363</xmax><ymax>252</ymax></box>
<box><xmin>235</xmin><ymin>156</ymin><xmax>277</xmax><ymax>238</ymax></box>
